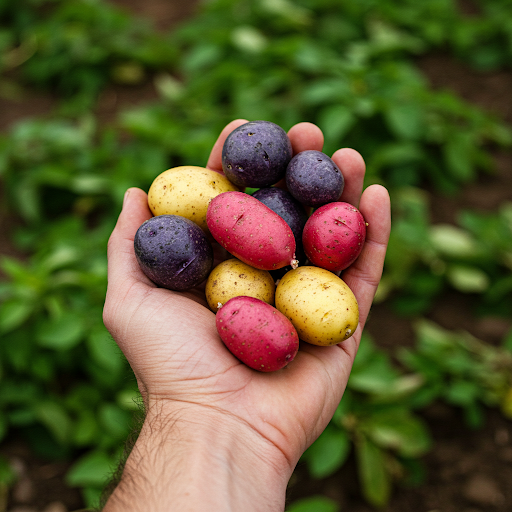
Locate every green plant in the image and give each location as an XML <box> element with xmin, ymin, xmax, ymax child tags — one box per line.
<box><xmin>286</xmin><ymin>495</ymin><xmax>339</xmax><ymax>512</ymax></box>
<box><xmin>2</xmin><ymin>0</ymin><xmax>512</xmax><ymax>508</ymax></box>
<box><xmin>400</xmin><ymin>319</ymin><xmax>512</xmax><ymax>427</ymax></box>
<box><xmin>303</xmin><ymin>333</ymin><xmax>431</xmax><ymax>508</ymax></box>
<box><xmin>381</xmin><ymin>191</ymin><xmax>512</xmax><ymax>316</ymax></box>
<box><xmin>1</xmin><ymin>0</ymin><xmax>177</xmax><ymax>112</ymax></box>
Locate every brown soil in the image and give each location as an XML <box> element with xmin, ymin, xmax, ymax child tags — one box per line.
<box><xmin>2</xmin><ymin>1</ymin><xmax>512</xmax><ymax>511</ymax></box>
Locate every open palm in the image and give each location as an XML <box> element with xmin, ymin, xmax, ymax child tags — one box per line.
<box><xmin>103</xmin><ymin>119</ymin><xmax>391</xmax><ymax>469</ymax></box>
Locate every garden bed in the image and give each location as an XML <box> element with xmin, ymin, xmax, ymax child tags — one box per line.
<box><xmin>1</xmin><ymin>0</ymin><xmax>511</xmax><ymax>511</ymax></box>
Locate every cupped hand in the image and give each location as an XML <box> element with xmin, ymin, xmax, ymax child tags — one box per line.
<box><xmin>103</xmin><ymin>119</ymin><xmax>391</xmax><ymax>472</ymax></box>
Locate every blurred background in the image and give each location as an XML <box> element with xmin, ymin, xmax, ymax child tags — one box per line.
<box><xmin>1</xmin><ymin>0</ymin><xmax>512</xmax><ymax>510</ymax></box>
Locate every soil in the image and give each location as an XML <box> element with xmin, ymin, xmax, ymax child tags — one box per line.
<box><xmin>1</xmin><ymin>1</ymin><xmax>512</xmax><ymax>511</ymax></box>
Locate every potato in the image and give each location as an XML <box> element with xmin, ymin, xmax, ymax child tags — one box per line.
<box><xmin>252</xmin><ymin>186</ymin><xmax>309</xmax><ymax>270</ymax></box>
<box><xmin>134</xmin><ymin>215</ymin><xmax>213</xmax><ymax>291</ymax></box>
<box><xmin>205</xmin><ymin>258</ymin><xmax>275</xmax><ymax>311</ymax></box>
<box><xmin>222</xmin><ymin>121</ymin><xmax>293</xmax><ymax>188</ymax></box>
<box><xmin>275</xmin><ymin>266</ymin><xmax>359</xmax><ymax>346</ymax></box>
<box><xmin>206</xmin><ymin>191</ymin><xmax>297</xmax><ymax>270</ymax></box>
<box><xmin>147</xmin><ymin>166</ymin><xmax>239</xmax><ymax>233</ymax></box>
<box><xmin>302</xmin><ymin>202</ymin><xmax>366</xmax><ymax>272</ymax></box>
<box><xmin>216</xmin><ymin>296</ymin><xmax>299</xmax><ymax>372</ymax></box>
<box><xmin>286</xmin><ymin>150</ymin><xmax>344</xmax><ymax>207</ymax></box>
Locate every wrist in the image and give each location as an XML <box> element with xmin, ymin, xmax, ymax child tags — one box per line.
<box><xmin>104</xmin><ymin>400</ymin><xmax>293</xmax><ymax>512</ymax></box>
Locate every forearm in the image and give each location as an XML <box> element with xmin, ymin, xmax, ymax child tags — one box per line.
<box><xmin>102</xmin><ymin>402</ymin><xmax>293</xmax><ymax>512</ymax></box>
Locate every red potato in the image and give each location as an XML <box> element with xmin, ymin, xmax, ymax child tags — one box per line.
<box><xmin>216</xmin><ymin>296</ymin><xmax>299</xmax><ymax>372</ymax></box>
<box><xmin>302</xmin><ymin>202</ymin><xmax>366</xmax><ymax>272</ymax></box>
<box><xmin>206</xmin><ymin>191</ymin><xmax>297</xmax><ymax>270</ymax></box>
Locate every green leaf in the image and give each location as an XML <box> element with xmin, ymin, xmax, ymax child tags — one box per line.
<box><xmin>364</xmin><ymin>410</ymin><xmax>432</xmax><ymax>457</ymax></box>
<box><xmin>371</xmin><ymin>142</ymin><xmax>425</xmax><ymax>170</ymax></box>
<box><xmin>183</xmin><ymin>44</ymin><xmax>222</xmax><ymax>73</ymax></box>
<box><xmin>384</xmin><ymin>102</ymin><xmax>425</xmax><ymax>140</ymax></box>
<box><xmin>429</xmin><ymin>224</ymin><xmax>479</xmax><ymax>258</ymax></box>
<box><xmin>319</xmin><ymin>105</ymin><xmax>356</xmax><ymax>144</ymax></box>
<box><xmin>348</xmin><ymin>360</ymin><xmax>400</xmax><ymax>395</ymax></box>
<box><xmin>355</xmin><ymin>436</ymin><xmax>391</xmax><ymax>508</ymax></box>
<box><xmin>66</xmin><ymin>450</ymin><xmax>114</xmax><ymax>488</ymax></box>
<box><xmin>443</xmin><ymin>134</ymin><xmax>475</xmax><ymax>182</ymax></box>
<box><xmin>446</xmin><ymin>265</ymin><xmax>489</xmax><ymax>293</ymax></box>
<box><xmin>7</xmin><ymin>408</ymin><xmax>36</xmax><ymax>426</ymax></box>
<box><xmin>231</xmin><ymin>26</ymin><xmax>267</xmax><ymax>53</ymax></box>
<box><xmin>286</xmin><ymin>496</ymin><xmax>339</xmax><ymax>512</ymax></box>
<box><xmin>463</xmin><ymin>402</ymin><xmax>484</xmax><ymax>429</ymax></box>
<box><xmin>0</xmin><ymin>257</ymin><xmax>32</xmax><ymax>281</ymax></box>
<box><xmin>445</xmin><ymin>380</ymin><xmax>480</xmax><ymax>407</ymax></box>
<box><xmin>34</xmin><ymin>401</ymin><xmax>72</xmax><ymax>445</ymax></box>
<box><xmin>0</xmin><ymin>299</ymin><xmax>33</xmax><ymax>333</ymax></box>
<box><xmin>82</xmin><ymin>486</ymin><xmax>104</xmax><ymax>509</ymax></box>
<box><xmin>300</xmin><ymin>78</ymin><xmax>347</xmax><ymax>105</ymax></box>
<box><xmin>41</xmin><ymin>245</ymin><xmax>79</xmax><ymax>271</ymax></box>
<box><xmin>72</xmin><ymin>410</ymin><xmax>99</xmax><ymax>446</ymax></box>
<box><xmin>37</xmin><ymin>311</ymin><xmax>85</xmax><ymax>350</ymax></box>
<box><xmin>349</xmin><ymin>339</ymin><xmax>402</xmax><ymax>395</ymax></box>
<box><xmin>87</xmin><ymin>327</ymin><xmax>124</xmax><ymax>372</ymax></box>
<box><xmin>116</xmin><ymin>389</ymin><xmax>142</xmax><ymax>411</ymax></box>
<box><xmin>304</xmin><ymin>425</ymin><xmax>351</xmax><ymax>479</ymax></box>
<box><xmin>99</xmin><ymin>403</ymin><xmax>131</xmax><ymax>442</ymax></box>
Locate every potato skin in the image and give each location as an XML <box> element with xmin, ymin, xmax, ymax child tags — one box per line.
<box><xmin>302</xmin><ymin>202</ymin><xmax>366</xmax><ymax>272</ymax></box>
<box><xmin>147</xmin><ymin>166</ymin><xmax>239</xmax><ymax>233</ymax></box>
<box><xmin>275</xmin><ymin>266</ymin><xmax>359</xmax><ymax>346</ymax></box>
<box><xmin>216</xmin><ymin>296</ymin><xmax>299</xmax><ymax>372</ymax></box>
<box><xmin>206</xmin><ymin>191</ymin><xmax>297</xmax><ymax>270</ymax></box>
<box><xmin>222</xmin><ymin>121</ymin><xmax>293</xmax><ymax>188</ymax></box>
<box><xmin>134</xmin><ymin>215</ymin><xmax>213</xmax><ymax>291</ymax></box>
<box><xmin>205</xmin><ymin>258</ymin><xmax>276</xmax><ymax>311</ymax></box>
<box><xmin>286</xmin><ymin>150</ymin><xmax>344</xmax><ymax>207</ymax></box>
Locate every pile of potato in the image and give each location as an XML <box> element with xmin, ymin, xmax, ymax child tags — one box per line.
<box><xmin>134</xmin><ymin>121</ymin><xmax>366</xmax><ymax>372</ymax></box>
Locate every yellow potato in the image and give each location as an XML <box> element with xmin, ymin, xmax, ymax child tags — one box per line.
<box><xmin>275</xmin><ymin>266</ymin><xmax>359</xmax><ymax>346</ymax></box>
<box><xmin>206</xmin><ymin>258</ymin><xmax>276</xmax><ymax>311</ymax></box>
<box><xmin>148</xmin><ymin>166</ymin><xmax>239</xmax><ymax>233</ymax></box>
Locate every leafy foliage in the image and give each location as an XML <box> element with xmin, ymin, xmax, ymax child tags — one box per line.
<box><xmin>1</xmin><ymin>0</ymin><xmax>512</xmax><ymax>508</ymax></box>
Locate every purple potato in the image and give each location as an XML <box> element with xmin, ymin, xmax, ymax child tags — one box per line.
<box><xmin>252</xmin><ymin>187</ymin><xmax>308</xmax><ymax>242</ymax></box>
<box><xmin>252</xmin><ymin>187</ymin><xmax>309</xmax><ymax>276</ymax></box>
<box><xmin>285</xmin><ymin>150</ymin><xmax>344</xmax><ymax>207</ymax></box>
<box><xmin>222</xmin><ymin>121</ymin><xmax>293</xmax><ymax>188</ymax></box>
<box><xmin>134</xmin><ymin>215</ymin><xmax>213</xmax><ymax>291</ymax></box>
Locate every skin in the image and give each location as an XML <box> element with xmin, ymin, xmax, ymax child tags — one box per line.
<box><xmin>102</xmin><ymin>119</ymin><xmax>391</xmax><ymax>512</ymax></box>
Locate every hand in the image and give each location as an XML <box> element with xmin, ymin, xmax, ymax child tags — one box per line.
<box><xmin>102</xmin><ymin>120</ymin><xmax>391</xmax><ymax>511</ymax></box>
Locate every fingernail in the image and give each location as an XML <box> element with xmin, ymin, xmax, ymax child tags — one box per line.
<box><xmin>123</xmin><ymin>189</ymin><xmax>131</xmax><ymax>207</ymax></box>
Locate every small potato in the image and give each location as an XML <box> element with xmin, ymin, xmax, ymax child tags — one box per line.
<box><xmin>206</xmin><ymin>191</ymin><xmax>297</xmax><ymax>270</ymax></box>
<box><xmin>216</xmin><ymin>296</ymin><xmax>299</xmax><ymax>372</ymax></box>
<box><xmin>302</xmin><ymin>202</ymin><xmax>366</xmax><ymax>272</ymax></box>
<box><xmin>148</xmin><ymin>166</ymin><xmax>239</xmax><ymax>233</ymax></box>
<box><xmin>286</xmin><ymin>150</ymin><xmax>344</xmax><ymax>207</ymax></box>
<box><xmin>134</xmin><ymin>215</ymin><xmax>213</xmax><ymax>291</ymax></box>
<box><xmin>206</xmin><ymin>258</ymin><xmax>276</xmax><ymax>311</ymax></box>
<box><xmin>222</xmin><ymin>121</ymin><xmax>293</xmax><ymax>188</ymax></box>
<box><xmin>275</xmin><ymin>266</ymin><xmax>359</xmax><ymax>346</ymax></box>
